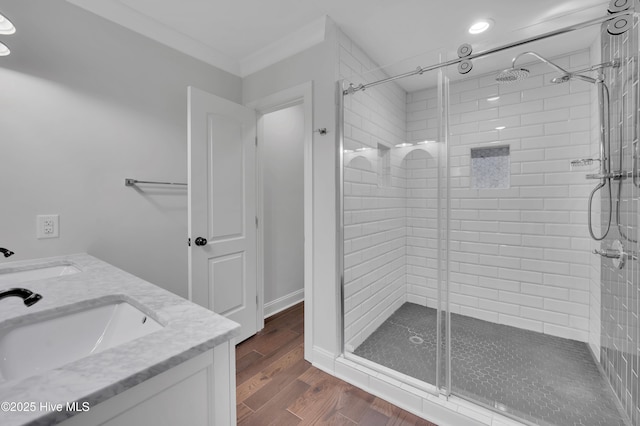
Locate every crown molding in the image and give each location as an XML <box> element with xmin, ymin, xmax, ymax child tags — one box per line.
<box><xmin>66</xmin><ymin>0</ymin><xmax>240</xmax><ymax>75</ymax></box>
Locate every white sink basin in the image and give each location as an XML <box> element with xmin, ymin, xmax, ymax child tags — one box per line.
<box><xmin>0</xmin><ymin>263</ymin><xmax>81</xmax><ymax>285</ymax></box>
<box><xmin>0</xmin><ymin>302</ymin><xmax>163</xmax><ymax>381</ymax></box>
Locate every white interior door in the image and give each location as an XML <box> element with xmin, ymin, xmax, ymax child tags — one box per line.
<box><xmin>188</xmin><ymin>86</ymin><xmax>258</xmax><ymax>343</ymax></box>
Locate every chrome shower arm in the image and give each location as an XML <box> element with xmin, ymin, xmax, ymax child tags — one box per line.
<box><xmin>512</xmin><ymin>51</ymin><xmax>570</xmax><ymax>75</ymax></box>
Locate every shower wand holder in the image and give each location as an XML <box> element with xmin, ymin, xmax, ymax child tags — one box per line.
<box><xmin>586</xmin><ymin>171</ymin><xmax>624</xmax><ymax>180</ymax></box>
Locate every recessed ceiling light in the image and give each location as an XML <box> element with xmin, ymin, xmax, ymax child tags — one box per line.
<box><xmin>395</xmin><ymin>143</ymin><xmax>413</xmax><ymax>148</ymax></box>
<box><xmin>417</xmin><ymin>140</ymin><xmax>435</xmax><ymax>145</ymax></box>
<box><xmin>487</xmin><ymin>96</ymin><xmax>500</xmax><ymax>102</ymax></box>
<box><xmin>0</xmin><ymin>13</ymin><xmax>16</xmax><ymax>35</ymax></box>
<box><xmin>469</xmin><ymin>19</ymin><xmax>493</xmax><ymax>35</ymax></box>
<box><xmin>495</xmin><ymin>126</ymin><xmax>506</xmax><ymax>130</ymax></box>
<box><xmin>0</xmin><ymin>41</ymin><xmax>9</xmax><ymax>56</ymax></box>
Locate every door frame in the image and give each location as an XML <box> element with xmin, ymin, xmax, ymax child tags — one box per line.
<box><xmin>246</xmin><ymin>82</ymin><xmax>313</xmax><ymax>360</ymax></box>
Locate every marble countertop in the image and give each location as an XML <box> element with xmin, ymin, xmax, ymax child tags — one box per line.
<box><xmin>0</xmin><ymin>254</ymin><xmax>241</xmax><ymax>426</ymax></box>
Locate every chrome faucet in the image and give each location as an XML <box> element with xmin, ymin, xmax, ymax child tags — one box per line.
<box><xmin>0</xmin><ymin>288</ymin><xmax>43</xmax><ymax>306</ymax></box>
<box><xmin>0</xmin><ymin>248</ymin><xmax>14</xmax><ymax>258</ymax></box>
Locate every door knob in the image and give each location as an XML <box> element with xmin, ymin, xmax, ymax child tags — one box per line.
<box><xmin>194</xmin><ymin>237</ymin><xmax>208</xmax><ymax>246</ymax></box>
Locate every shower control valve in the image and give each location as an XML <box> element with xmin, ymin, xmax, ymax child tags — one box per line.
<box><xmin>593</xmin><ymin>240</ymin><xmax>638</xmax><ymax>269</ymax></box>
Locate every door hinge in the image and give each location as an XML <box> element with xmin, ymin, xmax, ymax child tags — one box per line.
<box><xmin>255</xmin><ymin>136</ymin><xmax>258</xmax><ymax>146</ymax></box>
<box><xmin>255</xmin><ymin>216</ymin><xmax>258</xmax><ymax>227</ymax></box>
<box><xmin>256</xmin><ymin>295</ymin><xmax>258</xmax><ymax>305</ymax></box>
<box><xmin>188</xmin><ymin>238</ymin><xmax>191</xmax><ymax>247</ymax></box>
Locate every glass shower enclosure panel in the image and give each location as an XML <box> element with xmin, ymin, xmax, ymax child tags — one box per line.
<box><xmin>339</xmin><ymin>54</ymin><xmax>450</xmax><ymax>393</ymax></box>
<box><xmin>441</xmin><ymin>18</ymin><xmax>634</xmax><ymax>426</ymax></box>
<box><xmin>339</xmin><ymin>7</ymin><xmax>638</xmax><ymax>426</ymax></box>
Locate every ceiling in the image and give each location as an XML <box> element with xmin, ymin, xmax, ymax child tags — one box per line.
<box><xmin>66</xmin><ymin>0</ymin><xmax>610</xmax><ymax>90</ymax></box>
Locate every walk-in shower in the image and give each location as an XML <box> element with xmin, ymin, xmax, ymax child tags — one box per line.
<box><xmin>339</xmin><ymin>3</ymin><xmax>639</xmax><ymax>426</ymax></box>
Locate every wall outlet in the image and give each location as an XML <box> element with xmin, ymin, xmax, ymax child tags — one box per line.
<box><xmin>37</xmin><ymin>214</ymin><xmax>59</xmax><ymax>239</ymax></box>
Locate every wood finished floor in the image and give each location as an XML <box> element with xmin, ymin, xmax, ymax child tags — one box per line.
<box><xmin>236</xmin><ymin>302</ymin><xmax>437</xmax><ymax>425</ymax></box>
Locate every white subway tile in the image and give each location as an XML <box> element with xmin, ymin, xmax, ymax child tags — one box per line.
<box><xmin>499</xmin><ymin>198</ymin><xmax>544</xmax><ymax>210</ymax></box>
<box><xmin>460</xmin><ymin>108</ymin><xmax>500</xmax><ymax>125</ymax></box>
<box><xmin>479</xmin><ymin>299</ymin><xmax>520</xmax><ymax>316</ymax></box>
<box><xmin>521</xmin><ymin>160</ymin><xmax>571</xmax><ymax>174</ymax></box>
<box><xmin>521</xmin><ymin>283</ymin><xmax>569</xmax><ymax>300</ymax></box>
<box><xmin>498</xmin><ymin>124</ymin><xmax>545</xmax><ymax>140</ymax></box>
<box><xmin>498</xmin><ymin>313</ymin><xmax>543</xmax><ymax>333</ymax></box>
<box><xmin>479</xmin><ymin>276</ymin><xmax>522</xmax><ymax>292</ymax></box>
<box><xmin>519</xmin><ymin>185</ymin><xmax>570</xmax><ymax>198</ymax></box>
<box><xmin>521</xmin><ymin>109</ymin><xmax>570</xmax><ymax>125</ymax></box>
<box><xmin>522</xmin><ymin>83</ymin><xmax>570</xmax><ymax>101</ymax></box>
<box><xmin>499</xmin><ymin>268</ymin><xmax>543</xmax><ymax>284</ymax></box>
<box><xmin>544</xmin><ymin>248</ymin><xmax>590</xmax><ymax>265</ymax></box>
<box><xmin>521</xmin><ymin>259</ymin><xmax>570</xmax><ymax>275</ymax></box>
<box><xmin>543</xmin><ymin>273</ymin><xmax>589</xmax><ymax>290</ymax></box>
<box><xmin>521</xmin><ymin>210</ymin><xmax>570</xmax><ymax>223</ymax></box>
<box><xmin>451</xmin><ymin>292</ymin><xmax>480</xmax><ymax>307</ymax></box>
<box><xmin>544</xmin><ymin>117</ymin><xmax>590</xmax><ymax>135</ymax></box>
<box><xmin>499</xmin><ymin>245</ymin><xmax>544</xmax><ymax>259</ymax></box>
<box><xmin>544</xmin><ymin>92</ymin><xmax>590</xmax><ymax>110</ymax></box>
<box><xmin>543</xmin><ymin>323</ymin><xmax>588</xmax><ymax>341</ymax></box>
<box><xmin>479</xmin><ymin>255</ymin><xmax>520</xmax><ymax>269</ymax></box>
<box><xmin>521</xmin><ymin>306</ymin><xmax>569</xmax><ymax>325</ymax></box>
<box><xmin>460</xmin><ymin>306</ymin><xmax>499</xmax><ymax>322</ymax></box>
<box><xmin>544</xmin><ymin>298</ymin><xmax>589</xmax><ymax>317</ymax></box>
<box><xmin>522</xmin><ymin>234</ymin><xmax>571</xmax><ymax>249</ymax></box>
<box><xmin>499</xmin><ymin>290</ymin><xmax>544</xmax><ymax>308</ymax></box>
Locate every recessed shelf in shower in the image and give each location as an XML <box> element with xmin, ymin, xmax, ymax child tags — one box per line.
<box><xmin>470</xmin><ymin>145</ymin><xmax>510</xmax><ymax>189</ymax></box>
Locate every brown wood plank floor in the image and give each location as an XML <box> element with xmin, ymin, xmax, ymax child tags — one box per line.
<box><xmin>236</xmin><ymin>302</ymin><xmax>437</xmax><ymax>426</ymax></box>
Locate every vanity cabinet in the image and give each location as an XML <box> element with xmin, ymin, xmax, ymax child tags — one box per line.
<box><xmin>60</xmin><ymin>341</ymin><xmax>236</xmax><ymax>426</ymax></box>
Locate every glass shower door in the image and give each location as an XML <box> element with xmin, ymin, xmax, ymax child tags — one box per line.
<box><xmin>441</xmin><ymin>19</ymin><xmax>631</xmax><ymax>426</ymax></box>
<box><xmin>339</xmin><ymin>56</ymin><xmax>450</xmax><ymax>393</ymax></box>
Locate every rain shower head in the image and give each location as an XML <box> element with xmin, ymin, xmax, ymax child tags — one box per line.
<box><xmin>496</xmin><ymin>51</ymin><xmax>568</xmax><ymax>85</ymax></box>
<box><xmin>496</xmin><ymin>67</ymin><xmax>530</xmax><ymax>83</ymax></box>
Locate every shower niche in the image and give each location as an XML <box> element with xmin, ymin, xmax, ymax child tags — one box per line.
<box><xmin>470</xmin><ymin>145</ymin><xmax>510</xmax><ymax>189</ymax></box>
<box><xmin>339</xmin><ymin>7</ymin><xmax>637</xmax><ymax>426</ymax></box>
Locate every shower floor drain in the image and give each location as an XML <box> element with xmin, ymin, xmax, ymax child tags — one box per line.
<box><xmin>409</xmin><ymin>335</ymin><xmax>424</xmax><ymax>345</ymax></box>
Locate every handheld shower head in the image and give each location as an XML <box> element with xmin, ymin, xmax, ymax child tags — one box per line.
<box><xmin>550</xmin><ymin>72</ymin><xmax>598</xmax><ymax>85</ymax></box>
<box><xmin>496</xmin><ymin>67</ymin><xmax>530</xmax><ymax>83</ymax></box>
<box><xmin>550</xmin><ymin>74</ymin><xmax>572</xmax><ymax>84</ymax></box>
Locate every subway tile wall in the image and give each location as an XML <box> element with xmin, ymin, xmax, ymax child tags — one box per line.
<box><xmin>339</xmin><ymin>28</ymin><xmax>410</xmax><ymax>350</ymax></box>
<box><xmin>340</xmin><ymin>30</ymin><xmax>611</xmax><ymax>351</ymax></box>
<box><xmin>339</xmin><ymin>16</ymin><xmax>639</xmax><ymax>426</ymax></box>
<box><xmin>408</xmin><ymin>50</ymin><xmax>597</xmax><ymax>342</ymax></box>
<box><xmin>599</xmin><ymin>16</ymin><xmax>640</xmax><ymax>426</ymax></box>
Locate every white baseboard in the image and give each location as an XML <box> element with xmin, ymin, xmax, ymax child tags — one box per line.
<box><xmin>264</xmin><ymin>288</ymin><xmax>304</xmax><ymax>318</ymax></box>
<box><xmin>311</xmin><ymin>346</ymin><xmax>337</xmax><ymax>372</ymax></box>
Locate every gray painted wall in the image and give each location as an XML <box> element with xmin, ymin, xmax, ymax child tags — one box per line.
<box><xmin>262</xmin><ymin>104</ymin><xmax>305</xmax><ymax>305</ymax></box>
<box><xmin>0</xmin><ymin>0</ymin><xmax>242</xmax><ymax>298</ymax></box>
<box><xmin>243</xmin><ymin>18</ymin><xmax>340</xmax><ymax>354</ymax></box>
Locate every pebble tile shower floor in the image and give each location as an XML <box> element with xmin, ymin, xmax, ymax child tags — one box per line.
<box><xmin>353</xmin><ymin>303</ymin><xmax>627</xmax><ymax>426</ymax></box>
